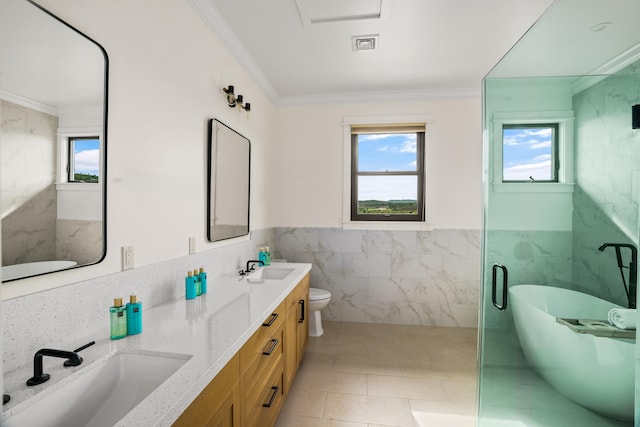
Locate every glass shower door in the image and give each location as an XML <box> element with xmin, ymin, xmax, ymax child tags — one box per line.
<box><xmin>477</xmin><ymin>2</ymin><xmax>640</xmax><ymax>425</ymax></box>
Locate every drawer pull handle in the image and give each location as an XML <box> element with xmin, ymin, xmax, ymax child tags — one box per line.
<box><xmin>298</xmin><ymin>299</ymin><xmax>305</xmax><ymax>323</ymax></box>
<box><xmin>262</xmin><ymin>313</ymin><xmax>278</xmax><ymax>327</ymax></box>
<box><xmin>262</xmin><ymin>386</ymin><xmax>279</xmax><ymax>408</ymax></box>
<box><xmin>262</xmin><ymin>338</ymin><xmax>279</xmax><ymax>356</ymax></box>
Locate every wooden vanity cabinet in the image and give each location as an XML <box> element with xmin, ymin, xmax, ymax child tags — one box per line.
<box><xmin>173</xmin><ymin>354</ymin><xmax>240</xmax><ymax>427</ymax></box>
<box><xmin>284</xmin><ymin>273</ymin><xmax>309</xmax><ymax>394</ymax></box>
<box><xmin>173</xmin><ymin>273</ymin><xmax>309</xmax><ymax>427</ymax></box>
<box><xmin>240</xmin><ymin>300</ymin><xmax>286</xmax><ymax>427</ymax></box>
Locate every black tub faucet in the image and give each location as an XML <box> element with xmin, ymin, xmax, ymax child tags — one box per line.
<box><xmin>599</xmin><ymin>243</ymin><xmax>637</xmax><ymax>309</ymax></box>
<box><xmin>26</xmin><ymin>348</ymin><xmax>83</xmax><ymax>386</ymax></box>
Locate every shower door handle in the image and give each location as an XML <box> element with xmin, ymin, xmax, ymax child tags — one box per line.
<box><xmin>492</xmin><ymin>264</ymin><xmax>508</xmax><ymax>310</ymax></box>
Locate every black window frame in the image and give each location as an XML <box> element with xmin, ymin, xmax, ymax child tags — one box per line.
<box><xmin>502</xmin><ymin>123</ymin><xmax>559</xmax><ymax>183</ymax></box>
<box><xmin>350</xmin><ymin>127</ymin><xmax>425</xmax><ymax>222</ymax></box>
<box><xmin>67</xmin><ymin>135</ymin><xmax>100</xmax><ymax>183</ymax></box>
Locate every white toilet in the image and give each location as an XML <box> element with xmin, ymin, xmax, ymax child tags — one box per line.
<box><xmin>308</xmin><ymin>287</ymin><xmax>331</xmax><ymax>337</ymax></box>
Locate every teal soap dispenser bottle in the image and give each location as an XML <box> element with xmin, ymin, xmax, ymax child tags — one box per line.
<box><xmin>126</xmin><ymin>294</ymin><xmax>142</xmax><ymax>335</ymax></box>
<box><xmin>110</xmin><ymin>298</ymin><xmax>127</xmax><ymax>340</ymax></box>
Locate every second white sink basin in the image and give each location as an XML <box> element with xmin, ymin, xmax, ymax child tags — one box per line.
<box><xmin>4</xmin><ymin>350</ymin><xmax>191</xmax><ymax>427</ymax></box>
<box><xmin>247</xmin><ymin>267</ymin><xmax>295</xmax><ymax>283</ymax></box>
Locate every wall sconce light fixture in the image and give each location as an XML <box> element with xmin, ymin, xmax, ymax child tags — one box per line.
<box><xmin>222</xmin><ymin>85</ymin><xmax>251</xmax><ymax>112</ymax></box>
<box><xmin>223</xmin><ymin>85</ymin><xmax>236</xmax><ymax>107</ymax></box>
<box><xmin>633</xmin><ymin>104</ymin><xmax>640</xmax><ymax>129</ymax></box>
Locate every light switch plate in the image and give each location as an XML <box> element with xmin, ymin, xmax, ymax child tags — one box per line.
<box><xmin>122</xmin><ymin>246</ymin><xmax>134</xmax><ymax>271</ymax></box>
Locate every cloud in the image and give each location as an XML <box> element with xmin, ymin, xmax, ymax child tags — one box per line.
<box><xmin>74</xmin><ymin>149</ymin><xmax>100</xmax><ymax>174</ymax></box>
<box><xmin>503</xmin><ymin>159</ymin><xmax>551</xmax><ymax>180</ymax></box>
<box><xmin>358</xmin><ymin>175</ymin><xmax>417</xmax><ymax>200</ymax></box>
<box><xmin>503</xmin><ymin>127</ymin><xmax>553</xmax><ymax>150</ymax></box>
<box><xmin>359</xmin><ymin>134</ymin><xmax>397</xmax><ymax>142</ymax></box>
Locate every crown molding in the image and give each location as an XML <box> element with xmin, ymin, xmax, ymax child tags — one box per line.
<box><xmin>187</xmin><ymin>0</ymin><xmax>279</xmax><ymax>103</ymax></box>
<box><xmin>276</xmin><ymin>87</ymin><xmax>481</xmax><ymax>106</ymax></box>
<box><xmin>0</xmin><ymin>89</ymin><xmax>58</xmax><ymax>116</ymax></box>
<box><xmin>572</xmin><ymin>42</ymin><xmax>640</xmax><ymax>94</ymax></box>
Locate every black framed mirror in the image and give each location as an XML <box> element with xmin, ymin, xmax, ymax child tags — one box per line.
<box><xmin>207</xmin><ymin>119</ymin><xmax>250</xmax><ymax>242</ymax></box>
<box><xmin>0</xmin><ymin>0</ymin><xmax>108</xmax><ymax>281</ymax></box>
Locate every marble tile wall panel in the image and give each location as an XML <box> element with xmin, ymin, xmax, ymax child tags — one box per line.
<box><xmin>274</xmin><ymin>227</ymin><xmax>481</xmax><ymax>328</ymax></box>
<box><xmin>56</xmin><ymin>219</ymin><xmax>103</xmax><ymax>265</ymax></box>
<box><xmin>3</xmin><ymin>228</ymin><xmax>275</xmax><ymax>372</ymax></box>
<box><xmin>1</xmin><ymin>100</ymin><xmax>58</xmax><ymax>265</ymax></box>
<box><xmin>572</xmin><ymin>60</ymin><xmax>640</xmax><ymax>307</ymax></box>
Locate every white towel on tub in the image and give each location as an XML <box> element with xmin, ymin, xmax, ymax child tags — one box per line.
<box><xmin>608</xmin><ymin>308</ymin><xmax>637</xmax><ymax>330</ymax></box>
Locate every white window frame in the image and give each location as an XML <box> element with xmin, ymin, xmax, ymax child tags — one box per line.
<box><xmin>491</xmin><ymin>111</ymin><xmax>575</xmax><ymax>193</ymax></box>
<box><xmin>342</xmin><ymin>114</ymin><xmax>434</xmax><ymax>231</ymax></box>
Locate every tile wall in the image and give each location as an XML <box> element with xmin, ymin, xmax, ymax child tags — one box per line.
<box><xmin>274</xmin><ymin>227</ymin><xmax>481</xmax><ymax>328</ymax></box>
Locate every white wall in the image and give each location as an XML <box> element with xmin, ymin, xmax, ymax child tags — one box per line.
<box><xmin>484</xmin><ymin>77</ymin><xmax>575</xmax><ymax>231</ymax></box>
<box><xmin>272</xmin><ymin>99</ymin><xmax>483</xmax><ymax>230</ymax></box>
<box><xmin>4</xmin><ymin>1</ymin><xmax>485</xmax><ymax>299</ymax></box>
<box><xmin>3</xmin><ymin>0</ymin><xmax>278</xmax><ymax>299</ymax></box>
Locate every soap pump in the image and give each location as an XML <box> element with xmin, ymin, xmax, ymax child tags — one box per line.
<box><xmin>185</xmin><ymin>271</ymin><xmax>197</xmax><ymax>300</ymax></box>
<box><xmin>110</xmin><ymin>298</ymin><xmax>127</xmax><ymax>340</ymax></box>
<box><xmin>199</xmin><ymin>267</ymin><xmax>207</xmax><ymax>294</ymax></box>
<box><xmin>126</xmin><ymin>294</ymin><xmax>142</xmax><ymax>335</ymax></box>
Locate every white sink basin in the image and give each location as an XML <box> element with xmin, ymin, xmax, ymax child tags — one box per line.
<box><xmin>4</xmin><ymin>351</ymin><xmax>191</xmax><ymax>427</ymax></box>
<box><xmin>247</xmin><ymin>267</ymin><xmax>295</xmax><ymax>283</ymax></box>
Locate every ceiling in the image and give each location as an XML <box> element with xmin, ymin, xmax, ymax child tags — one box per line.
<box><xmin>0</xmin><ymin>0</ymin><xmax>105</xmax><ymax>113</ymax></box>
<box><xmin>190</xmin><ymin>0</ymin><xmax>557</xmax><ymax>104</ymax></box>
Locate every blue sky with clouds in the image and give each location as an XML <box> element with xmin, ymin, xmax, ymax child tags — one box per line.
<box><xmin>73</xmin><ymin>138</ymin><xmax>100</xmax><ymax>175</ymax></box>
<box><xmin>502</xmin><ymin>126</ymin><xmax>553</xmax><ymax>181</ymax></box>
<box><xmin>357</xmin><ymin>133</ymin><xmax>417</xmax><ymax>200</ymax></box>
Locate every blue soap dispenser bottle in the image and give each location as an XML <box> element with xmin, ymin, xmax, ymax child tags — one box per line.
<box><xmin>126</xmin><ymin>294</ymin><xmax>142</xmax><ymax>335</ymax></box>
<box><xmin>199</xmin><ymin>267</ymin><xmax>207</xmax><ymax>294</ymax></box>
<box><xmin>185</xmin><ymin>271</ymin><xmax>197</xmax><ymax>299</ymax></box>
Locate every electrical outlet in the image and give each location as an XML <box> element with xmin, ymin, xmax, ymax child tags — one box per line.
<box><xmin>189</xmin><ymin>237</ymin><xmax>196</xmax><ymax>255</ymax></box>
<box><xmin>122</xmin><ymin>246</ymin><xmax>134</xmax><ymax>271</ymax></box>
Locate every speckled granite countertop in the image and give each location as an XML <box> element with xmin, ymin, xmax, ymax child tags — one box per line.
<box><xmin>2</xmin><ymin>263</ymin><xmax>312</xmax><ymax>426</ymax></box>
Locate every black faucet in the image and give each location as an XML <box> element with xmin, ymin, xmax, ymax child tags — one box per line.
<box><xmin>26</xmin><ymin>348</ymin><xmax>83</xmax><ymax>386</ymax></box>
<box><xmin>599</xmin><ymin>243</ymin><xmax>637</xmax><ymax>309</ymax></box>
<box><xmin>245</xmin><ymin>260</ymin><xmax>264</xmax><ymax>273</ymax></box>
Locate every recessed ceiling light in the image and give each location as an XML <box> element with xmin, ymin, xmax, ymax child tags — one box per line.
<box><xmin>589</xmin><ymin>21</ymin><xmax>612</xmax><ymax>32</ymax></box>
<box><xmin>352</xmin><ymin>34</ymin><xmax>379</xmax><ymax>52</ymax></box>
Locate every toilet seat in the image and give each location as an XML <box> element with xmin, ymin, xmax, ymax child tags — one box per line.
<box><xmin>309</xmin><ymin>288</ymin><xmax>330</xmax><ymax>301</ymax></box>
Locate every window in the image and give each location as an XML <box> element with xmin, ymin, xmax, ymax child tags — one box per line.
<box><xmin>502</xmin><ymin>123</ymin><xmax>559</xmax><ymax>182</ymax></box>
<box><xmin>68</xmin><ymin>136</ymin><xmax>100</xmax><ymax>183</ymax></box>
<box><xmin>350</xmin><ymin>123</ymin><xmax>425</xmax><ymax>221</ymax></box>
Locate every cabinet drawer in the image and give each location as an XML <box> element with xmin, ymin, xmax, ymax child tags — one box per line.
<box><xmin>240</xmin><ymin>300</ymin><xmax>285</xmax><ymax>370</ymax></box>
<box><xmin>242</xmin><ymin>326</ymin><xmax>284</xmax><ymax>395</ymax></box>
<box><xmin>244</xmin><ymin>359</ymin><xmax>285</xmax><ymax>427</ymax></box>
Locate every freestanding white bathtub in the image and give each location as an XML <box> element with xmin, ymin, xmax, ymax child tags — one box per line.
<box><xmin>1</xmin><ymin>260</ymin><xmax>77</xmax><ymax>281</ymax></box>
<box><xmin>509</xmin><ymin>284</ymin><xmax>635</xmax><ymax>421</ymax></box>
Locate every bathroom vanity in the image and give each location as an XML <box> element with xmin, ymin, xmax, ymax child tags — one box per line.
<box><xmin>1</xmin><ymin>263</ymin><xmax>311</xmax><ymax>427</ymax></box>
<box><xmin>174</xmin><ymin>273</ymin><xmax>309</xmax><ymax>427</ymax></box>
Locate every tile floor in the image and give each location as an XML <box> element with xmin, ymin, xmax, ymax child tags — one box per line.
<box><xmin>275</xmin><ymin>321</ymin><xmax>478</xmax><ymax>427</ymax></box>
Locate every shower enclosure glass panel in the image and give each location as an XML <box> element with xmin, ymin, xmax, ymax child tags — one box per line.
<box><xmin>479</xmin><ymin>1</ymin><xmax>640</xmax><ymax>425</ymax></box>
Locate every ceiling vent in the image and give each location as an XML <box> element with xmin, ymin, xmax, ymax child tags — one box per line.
<box><xmin>352</xmin><ymin>34</ymin><xmax>379</xmax><ymax>52</ymax></box>
<box><xmin>295</xmin><ymin>0</ymin><xmax>385</xmax><ymax>26</ymax></box>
